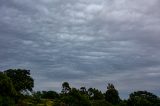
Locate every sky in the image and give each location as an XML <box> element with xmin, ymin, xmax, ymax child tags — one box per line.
<box><xmin>0</xmin><ymin>0</ymin><xmax>160</xmax><ymax>98</ymax></box>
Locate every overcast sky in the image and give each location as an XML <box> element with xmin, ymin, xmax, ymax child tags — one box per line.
<box><xmin>0</xmin><ymin>0</ymin><xmax>160</xmax><ymax>98</ymax></box>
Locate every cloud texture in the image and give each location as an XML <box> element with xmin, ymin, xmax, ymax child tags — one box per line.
<box><xmin>0</xmin><ymin>0</ymin><xmax>160</xmax><ymax>97</ymax></box>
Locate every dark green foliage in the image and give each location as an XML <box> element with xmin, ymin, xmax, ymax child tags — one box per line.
<box><xmin>128</xmin><ymin>91</ymin><xmax>160</xmax><ymax>106</ymax></box>
<box><xmin>88</xmin><ymin>88</ymin><xmax>104</xmax><ymax>100</ymax></box>
<box><xmin>105</xmin><ymin>83</ymin><xmax>120</xmax><ymax>105</ymax></box>
<box><xmin>61</xmin><ymin>87</ymin><xmax>91</xmax><ymax>106</ymax></box>
<box><xmin>80</xmin><ymin>87</ymin><xmax>88</xmax><ymax>95</ymax></box>
<box><xmin>0</xmin><ymin>72</ymin><xmax>16</xmax><ymax>105</ymax></box>
<box><xmin>119</xmin><ymin>100</ymin><xmax>128</xmax><ymax>106</ymax></box>
<box><xmin>53</xmin><ymin>99</ymin><xmax>63</xmax><ymax>106</ymax></box>
<box><xmin>4</xmin><ymin>69</ymin><xmax>34</xmax><ymax>93</ymax></box>
<box><xmin>41</xmin><ymin>91</ymin><xmax>59</xmax><ymax>99</ymax></box>
<box><xmin>0</xmin><ymin>96</ymin><xmax>15</xmax><ymax>106</ymax></box>
<box><xmin>0</xmin><ymin>72</ymin><xmax>17</xmax><ymax>97</ymax></box>
<box><xmin>32</xmin><ymin>91</ymin><xmax>42</xmax><ymax>104</ymax></box>
<box><xmin>1</xmin><ymin>69</ymin><xmax>160</xmax><ymax>106</ymax></box>
<box><xmin>60</xmin><ymin>83</ymin><xmax>91</xmax><ymax>106</ymax></box>
<box><xmin>91</xmin><ymin>100</ymin><xmax>113</xmax><ymax>106</ymax></box>
<box><xmin>69</xmin><ymin>88</ymin><xmax>90</xmax><ymax>106</ymax></box>
<box><xmin>61</xmin><ymin>82</ymin><xmax>71</xmax><ymax>94</ymax></box>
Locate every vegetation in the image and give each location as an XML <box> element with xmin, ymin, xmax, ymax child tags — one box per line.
<box><xmin>0</xmin><ymin>68</ymin><xmax>160</xmax><ymax>106</ymax></box>
<box><xmin>4</xmin><ymin>69</ymin><xmax>34</xmax><ymax>93</ymax></box>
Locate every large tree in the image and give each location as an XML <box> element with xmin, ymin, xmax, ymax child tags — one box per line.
<box><xmin>4</xmin><ymin>69</ymin><xmax>34</xmax><ymax>93</ymax></box>
<box><xmin>0</xmin><ymin>72</ymin><xmax>16</xmax><ymax>97</ymax></box>
<box><xmin>61</xmin><ymin>82</ymin><xmax>71</xmax><ymax>94</ymax></box>
<box><xmin>127</xmin><ymin>91</ymin><xmax>160</xmax><ymax>106</ymax></box>
<box><xmin>0</xmin><ymin>72</ymin><xmax>17</xmax><ymax>105</ymax></box>
<box><xmin>105</xmin><ymin>83</ymin><xmax>120</xmax><ymax>105</ymax></box>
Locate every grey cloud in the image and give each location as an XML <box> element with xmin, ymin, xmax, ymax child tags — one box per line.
<box><xmin>0</xmin><ymin>0</ymin><xmax>160</xmax><ymax>97</ymax></box>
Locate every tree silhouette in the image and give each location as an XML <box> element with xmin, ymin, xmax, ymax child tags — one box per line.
<box><xmin>128</xmin><ymin>91</ymin><xmax>160</xmax><ymax>106</ymax></box>
<box><xmin>4</xmin><ymin>69</ymin><xmax>34</xmax><ymax>93</ymax></box>
<box><xmin>105</xmin><ymin>83</ymin><xmax>120</xmax><ymax>105</ymax></box>
<box><xmin>61</xmin><ymin>82</ymin><xmax>71</xmax><ymax>94</ymax></box>
<box><xmin>0</xmin><ymin>72</ymin><xmax>16</xmax><ymax>97</ymax></box>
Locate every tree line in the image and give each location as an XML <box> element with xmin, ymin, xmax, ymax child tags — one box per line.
<box><xmin>0</xmin><ymin>69</ymin><xmax>160</xmax><ymax>106</ymax></box>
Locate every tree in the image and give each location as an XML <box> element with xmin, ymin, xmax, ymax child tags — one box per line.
<box><xmin>61</xmin><ymin>88</ymin><xmax>91</xmax><ymax>106</ymax></box>
<box><xmin>88</xmin><ymin>88</ymin><xmax>104</xmax><ymax>100</ymax></box>
<box><xmin>0</xmin><ymin>72</ymin><xmax>17</xmax><ymax>105</ymax></box>
<box><xmin>127</xmin><ymin>91</ymin><xmax>160</xmax><ymax>106</ymax></box>
<box><xmin>41</xmin><ymin>91</ymin><xmax>59</xmax><ymax>99</ymax></box>
<box><xmin>80</xmin><ymin>87</ymin><xmax>87</xmax><ymax>95</ymax></box>
<box><xmin>61</xmin><ymin>82</ymin><xmax>71</xmax><ymax>94</ymax></box>
<box><xmin>4</xmin><ymin>69</ymin><xmax>34</xmax><ymax>93</ymax></box>
<box><xmin>105</xmin><ymin>83</ymin><xmax>120</xmax><ymax>105</ymax></box>
<box><xmin>0</xmin><ymin>72</ymin><xmax>16</xmax><ymax>97</ymax></box>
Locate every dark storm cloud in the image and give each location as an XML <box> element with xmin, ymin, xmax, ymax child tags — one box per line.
<box><xmin>0</xmin><ymin>0</ymin><xmax>160</xmax><ymax>97</ymax></box>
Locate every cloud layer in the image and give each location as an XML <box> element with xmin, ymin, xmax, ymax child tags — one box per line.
<box><xmin>0</xmin><ymin>0</ymin><xmax>160</xmax><ymax>97</ymax></box>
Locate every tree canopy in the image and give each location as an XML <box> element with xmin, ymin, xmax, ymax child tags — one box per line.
<box><xmin>128</xmin><ymin>91</ymin><xmax>160</xmax><ymax>106</ymax></box>
<box><xmin>0</xmin><ymin>68</ymin><xmax>160</xmax><ymax>106</ymax></box>
<box><xmin>61</xmin><ymin>82</ymin><xmax>71</xmax><ymax>94</ymax></box>
<box><xmin>0</xmin><ymin>72</ymin><xmax>17</xmax><ymax>97</ymax></box>
<box><xmin>4</xmin><ymin>69</ymin><xmax>34</xmax><ymax>93</ymax></box>
<box><xmin>105</xmin><ymin>83</ymin><xmax>121</xmax><ymax>104</ymax></box>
